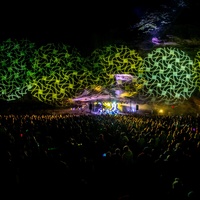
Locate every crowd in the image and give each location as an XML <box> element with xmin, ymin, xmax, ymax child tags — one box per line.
<box><xmin>0</xmin><ymin>112</ymin><xmax>200</xmax><ymax>199</ymax></box>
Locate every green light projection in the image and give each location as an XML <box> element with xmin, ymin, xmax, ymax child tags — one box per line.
<box><xmin>0</xmin><ymin>38</ymin><xmax>36</xmax><ymax>101</ymax></box>
<box><xmin>87</xmin><ymin>45</ymin><xmax>144</xmax><ymax>97</ymax></box>
<box><xmin>29</xmin><ymin>43</ymin><xmax>92</xmax><ymax>106</ymax></box>
<box><xmin>0</xmin><ymin>38</ymin><xmax>199</xmax><ymax>108</ymax></box>
<box><xmin>138</xmin><ymin>47</ymin><xmax>197</xmax><ymax>104</ymax></box>
<box><xmin>193</xmin><ymin>50</ymin><xmax>200</xmax><ymax>92</ymax></box>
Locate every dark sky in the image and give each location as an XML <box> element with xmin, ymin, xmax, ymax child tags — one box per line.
<box><xmin>0</xmin><ymin>1</ymin><xmax>134</xmax><ymax>44</ymax></box>
<box><xmin>0</xmin><ymin>0</ymin><xmax>199</xmax><ymax>54</ymax></box>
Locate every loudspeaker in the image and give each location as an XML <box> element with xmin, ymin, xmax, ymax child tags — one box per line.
<box><xmin>89</xmin><ymin>103</ymin><xmax>93</xmax><ymax>110</ymax></box>
<box><xmin>136</xmin><ymin>104</ymin><xmax>139</xmax><ymax>110</ymax></box>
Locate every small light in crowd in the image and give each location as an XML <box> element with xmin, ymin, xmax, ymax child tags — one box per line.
<box><xmin>159</xmin><ymin>109</ymin><xmax>163</xmax><ymax>114</ymax></box>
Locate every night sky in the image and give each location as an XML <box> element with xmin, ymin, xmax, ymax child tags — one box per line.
<box><xmin>0</xmin><ymin>0</ymin><xmax>200</xmax><ymax>55</ymax></box>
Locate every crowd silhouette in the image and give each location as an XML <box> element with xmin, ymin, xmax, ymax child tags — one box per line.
<box><xmin>0</xmin><ymin>112</ymin><xmax>200</xmax><ymax>199</ymax></box>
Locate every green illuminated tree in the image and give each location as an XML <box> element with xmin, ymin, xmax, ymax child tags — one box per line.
<box><xmin>0</xmin><ymin>38</ymin><xmax>36</xmax><ymax>101</ymax></box>
<box><xmin>138</xmin><ymin>47</ymin><xmax>197</xmax><ymax>105</ymax></box>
